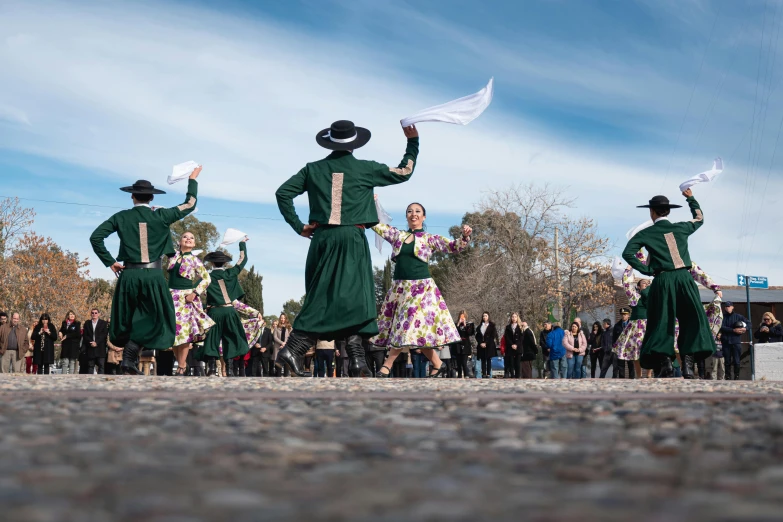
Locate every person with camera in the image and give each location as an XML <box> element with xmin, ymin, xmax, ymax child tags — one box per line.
<box><xmin>719</xmin><ymin>301</ymin><xmax>748</xmax><ymax>381</ymax></box>
<box><xmin>754</xmin><ymin>312</ymin><xmax>783</xmax><ymax>344</ymax></box>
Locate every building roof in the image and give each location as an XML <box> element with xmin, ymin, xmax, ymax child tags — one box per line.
<box><xmin>699</xmin><ymin>288</ymin><xmax>783</xmax><ymax>304</ymax></box>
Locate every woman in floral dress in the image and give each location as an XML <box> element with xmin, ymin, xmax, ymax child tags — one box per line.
<box><xmin>371</xmin><ymin>202</ymin><xmax>472</xmax><ymax>378</ymax></box>
<box><xmin>168</xmin><ymin>232</ymin><xmax>215</xmax><ymax>375</ymax></box>
<box><xmin>615</xmin><ymin>250</ymin><xmax>722</xmax><ymax>378</ymax></box>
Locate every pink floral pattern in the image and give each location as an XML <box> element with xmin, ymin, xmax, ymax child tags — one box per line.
<box><xmin>371</xmin><ymin>279</ymin><xmax>460</xmax><ymax>349</ymax></box>
<box><xmin>372</xmin><ymin>223</ymin><xmax>469</xmax><ymax>263</ymax></box>
<box><xmin>171</xmin><ymin>289</ymin><xmax>215</xmax><ymax>346</ymax></box>
<box><xmin>168</xmin><ymin>251</ymin><xmax>210</xmax><ymax>295</ymax></box>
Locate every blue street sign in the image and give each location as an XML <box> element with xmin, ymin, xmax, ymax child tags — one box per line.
<box><xmin>737</xmin><ymin>275</ymin><xmax>768</xmax><ymax>289</ymax></box>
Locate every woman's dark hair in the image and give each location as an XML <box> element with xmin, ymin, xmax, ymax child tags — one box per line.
<box><xmin>37</xmin><ymin>313</ymin><xmax>51</xmax><ymax>329</ymax></box>
<box><xmin>592</xmin><ymin>321</ymin><xmax>602</xmax><ymax>334</ymax></box>
<box><xmin>212</xmin><ymin>261</ymin><xmax>226</xmax><ymax>268</ymax></box>
<box><xmin>570</xmin><ymin>322</ymin><xmax>580</xmax><ymax>332</ymax></box>
<box><xmin>481</xmin><ymin>311</ymin><xmax>491</xmax><ymax>323</ymax></box>
<box><xmin>133</xmin><ymin>193</ymin><xmax>154</xmax><ymax>203</ymax></box>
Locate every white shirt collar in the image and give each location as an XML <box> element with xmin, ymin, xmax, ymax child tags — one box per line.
<box><xmin>134</xmin><ymin>203</ymin><xmax>151</xmax><ymax>208</ymax></box>
<box><xmin>654</xmin><ymin>216</ymin><xmax>670</xmax><ymax>224</ymax></box>
<box><xmin>210</xmin><ymin>267</ymin><xmax>226</xmax><ymax>272</ymax></box>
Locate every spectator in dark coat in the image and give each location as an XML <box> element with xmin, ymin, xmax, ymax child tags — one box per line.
<box><xmin>58</xmin><ymin>311</ymin><xmax>81</xmax><ymax>375</ymax></box>
<box><xmin>252</xmin><ymin>324</ymin><xmax>274</xmax><ymax>376</ymax></box>
<box><xmin>755</xmin><ymin>312</ymin><xmax>783</xmax><ymax>344</ymax></box>
<box><xmin>720</xmin><ymin>302</ymin><xmax>748</xmax><ymax>381</ymax></box>
<box><xmin>503</xmin><ymin>312</ymin><xmax>524</xmax><ymax>379</ymax></box>
<box><xmin>599</xmin><ymin>318</ymin><xmax>616</xmax><ymax>378</ymax></box>
<box><xmin>475</xmin><ymin>312</ymin><xmax>498</xmax><ymax>378</ymax></box>
<box><xmin>519</xmin><ymin>321</ymin><xmax>537</xmax><ymax>379</ymax></box>
<box><xmin>82</xmin><ymin>309</ymin><xmax>109</xmax><ymax>374</ymax></box>
<box><xmin>539</xmin><ymin>322</ymin><xmax>551</xmax><ymax>378</ymax></box>
<box><xmin>588</xmin><ymin>322</ymin><xmax>604</xmax><ymax>379</ymax></box>
<box><xmin>453</xmin><ymin>311</ymin><xmax>475</xmax><ymax>378</ymax></box>
<box><xmin>31</xmin><ymin>313</ymin><xmax>58</xmax><ymax>374</ymax></box>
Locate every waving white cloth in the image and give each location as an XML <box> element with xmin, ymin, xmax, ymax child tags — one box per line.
<box><xmin>678</xmin><ymin>158</ymin><xmax>723</xmax><ymax>192</ymax></box>
<box><xmin>220</xmin><ymin>228</ymin><xmax>248</xmax><ymax>247</ymax></box>
<box><xmin>626</xmin><ymin>220</ymin><xmax>653</xmax><ymax>240</ymax></box>
<box><xmin>168</xmin><ymin>161</ymin><xmax>200</xmax><ymax>185</ymax></box>
<box><xmin>611</xmin><ymin>257</ymin><xmax>629</xmax><ymax>281</ymax></box>
<box><xmin>375</xmin><ymin>197</ymin><xmax>393</xmax><ymax>254</ymax></box>
<box><xmin>400</xmin><ymin>78</ymin><xmax>494</xmax><ymax>127</ymax></box>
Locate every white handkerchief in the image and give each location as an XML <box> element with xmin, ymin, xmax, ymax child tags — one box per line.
<box><xmin>375</xmin><ymin>197</ymin><xmax>393</xmax><ymax>254</ymax></box>
<box><xmin>678</xmin><ymin>158</ymin><xmax>723</xmax><ymax>192</ymax></box>
<box><xmin>611</xmin><ymin>257</ymin><xmax>629</xmax><ymax>281</ymax></box>
<box><xmin>220</xmin><ymin>228</ymin><xmax>248</xmax><ymax>247</ymax></box>
<box><xmin>400</xmin><ymin>78</ymin><xmax>494</xmax><ymax>127</ymax></box>
<box><xmin>168</xmin><ymin>161</ymin><xmax>199</xmax><ymax>185</ymax></box>
<box><xmin>626</xmin><ymin>220</ymin><xmax>653</xmax><ymax>240</ymax></box>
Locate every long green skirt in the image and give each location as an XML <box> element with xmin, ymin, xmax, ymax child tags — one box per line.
<box><xmin>198</xmin><ymin>306</ymin><xmax>249</xmax><ymax>360</ymax></box>
<box><xmin>640</xmin><ymin>268</ymin><xmax>714</xmax><ymax>369</ymax></box>
<box><xmin>110</xmin><ymin>268</ymin><xmax>176</xmax><ymax>350</ymax></box>
<box><xmin>294</xmin><ymin>225</ymin><xmax>378</xmax><ymax>340</ymax></box>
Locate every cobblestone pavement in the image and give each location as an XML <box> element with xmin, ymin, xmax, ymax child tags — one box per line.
<box><xmin>1</xmin><ymin>376</ymin><xmax>782</xmax><ymax>521</ymax></box>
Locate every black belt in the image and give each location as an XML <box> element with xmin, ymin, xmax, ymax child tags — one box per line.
<box><xmin>124</xmin><ymin>260</ymin><xmax>162</xmax><ymax>270</ymax></box>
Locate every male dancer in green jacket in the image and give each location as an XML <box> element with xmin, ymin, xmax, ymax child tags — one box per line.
<box><xmin>622</xmin><ymin>188</ymin><xmax>713</xmax><ymax>377</ymax></box>
<box><xmin>275</xmin><ymin>120</ymin><xmax>419</xmax><ymax>377</ymax></box>
<box><xmin>90</xmin><ymin>167</ymin><xmax>200</xmax><ymax>374</ymax></box>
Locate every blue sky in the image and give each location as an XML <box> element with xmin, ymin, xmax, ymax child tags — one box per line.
<box><xmin>2</xmin><ymin>0</ymin><xmax>783</xmax><ymax>314</ymax></box>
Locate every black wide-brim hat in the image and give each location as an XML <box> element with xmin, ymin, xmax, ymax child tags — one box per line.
<box><xmin>637</xmin><ymin>195</ymin><xmax>682</xmax><ymax>209</ymax></box>
<box><xmin>316</xmin><ymin>120</ymin><xmax>371</xmax><ymax>151</ymax></box>
<box><xmin>204</xmin><ymin>251</ymin><xmax>233</xmax><ymax>264</ymax></box>
<box><xmin>120</xmin><ymin>180</ymin><xmax>166</xmax><ymax>195</ymax></box>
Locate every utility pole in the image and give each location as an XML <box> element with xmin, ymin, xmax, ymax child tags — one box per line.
<box><xmin>554</xmin><ymin>227</ymin><xmax>562</xmax><ymax>323</ymax></box>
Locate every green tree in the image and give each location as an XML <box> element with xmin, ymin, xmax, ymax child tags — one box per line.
<box><xmin>238</xmin><ymin>266</ymin><xmax>264</xmax><ymax>314</ymax></box>
<box><xmin>169</xmin><ymin>215</ymin><xmax>221</xmax><ymax>255</ymax></box>
<box><xmin>281</xmin><ymin>295</ymin><xmax>306</xmax><ymax>324</ymax></box>
<box><xmin>373</xmin><ymin>258</ymin><xmax>393</xmax><ymax>313</ymax></box>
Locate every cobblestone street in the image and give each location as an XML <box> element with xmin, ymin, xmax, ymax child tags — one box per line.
<box><xmin>1</xmin><ymin>376</ymin><xmax>782</xmax><ymax>521</ymax></box>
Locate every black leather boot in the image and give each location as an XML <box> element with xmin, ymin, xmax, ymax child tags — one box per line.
<box><xmin>206</xmin><ymin>357</ymin><xmax>217</xmax><ymax>376</ymax></box>
<box><xmin>225</xmin><ymin>358</ymin><xmax>233</xmax><ymax>378</ymax></box>
<box><xmin>346</xmin><ymin>335</ymin><xmax>372</xmax><ymax>377</ymax></box>
<box><xmin>121</xmin><ymin>341</ymin><xmax>142</xmax><ymax>375</ymax></box>
<box><xmin>656</xmin><ymin>356</ymin><xmax>673</xmax><ymax>378</ymax></box>
<box><xmin>734</xmin><ymin>368</ymin><xmax>741</xmax><ymax>381</ymax></box>
<box><xmin>681</xmin><ymin>355</ymin><xmax>695</xmax><ymax>379</ymax></box>
<box><xmin>276</xmin><ymin>330</ymin><xmax>314</xmax><ymax>377</ymax></box>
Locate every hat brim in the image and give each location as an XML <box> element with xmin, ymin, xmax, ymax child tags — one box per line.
<box><xmin>315</xmin><ymin>127</ymin><xmax>371</xmax><ymax>151</ymax></box>
<box><xmin>636</xmin><ymin>203</ymin><xmax>683</xmax><ymax>209</ymax></box>
<box><xmin>120</xmin><ymin>186</ymin><xmax>166</xmax><ymax>195</ymax></box>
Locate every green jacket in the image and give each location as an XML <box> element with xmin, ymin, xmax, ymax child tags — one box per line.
<box><xmin>90</xmin><ymin>180</ymin><xmax>198</xmax><ymax>267</ymax></box>
<box><xmin>622</xmin><ymin>196</ymin><xmax>703</xmax><ymax>276</ymax></box>
<box><xmin>275</xmin><ymin>137</ymin><xmax>419</xmax><ymax>234</ymax></box>
<box><xmin>205</xmin><ymin>242</ymin><xmax>248</xmax><ymax>306</ymax></box>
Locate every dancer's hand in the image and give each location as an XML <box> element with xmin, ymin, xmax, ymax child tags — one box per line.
<box><xmin>185</xmin><ymin>293</ymin><xmax>197</xmax><ymax>304</ymax></box>
<box><xmin>462</xmin><ymin>225</ymin><xmax>472</xmax><ymax>240</ymax></box>
<box><xmin>110</xmin><ymin>262</ymin><xmax>124</xmax><ymax>274</ymax></box>
<box><xmin>243</xmin><ymin>236</ymin><xmax>250</xmax><ymax>242</ymax></box>
<box><xmin>682</xmin><ymin>188</ymin><xmax>693</xmax><ymax>198</ymax></box>
<box><xmin>403</xmin><ymin>125</ymin><xmax>418</xmax><ymax>139</ymax></box>
<box><xmin>190</xmin><ymin>165</ymin><xmax>202</xmax><ymax>179</ymax></box>
<box><xmin>300</xmin><ymin>223</ymin><xmax>318</xmax><ymax>239</ymax></box>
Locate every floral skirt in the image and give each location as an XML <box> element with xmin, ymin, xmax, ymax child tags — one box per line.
<box><xmin>614</xmin><ymin>319</ymin><xmax>645</xmax><ymax>360</ymax></box>
<box><xmin>371</xmin><ymin>278</ymin><xmax>460</xmax><ymax>349</ymax></box>
<box><xmin>171</xmin><ymin>289</ymin><xmax>215</xmax><ymax>346</ymax></box>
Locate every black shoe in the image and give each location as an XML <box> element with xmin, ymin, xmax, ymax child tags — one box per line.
<box><xmin>277</xmin><ymin>330</ymin><xmax>314</xmax><ymax>377</ymax></box>
<box><xmin>656</xmin><ymin>357</ymin><xmax>673</xmax><ymax>378</ymax></box>
<box><xmin>225</xmin><ymin>359</ymin><xmax>233</xmax><ymax>378</ymax></box>
<box><xmin>345</xmin><ymin>335</ymin><xmax>372</xmax><ymax>377</ymax></box>
<box><xmin>120</xmin><ymin>341</ymin><xmax>142</xmax><ymax>375</ymax></box>
<box><xmin>375</xmin><ymin>366</ymin><xmax>392</xmax><ymax>378</ymax></box>
<box><xmin>681</xmin><ymin>355</ymin><xmax>695</xmax><ymax>379</ymax></box>
<box><xmin>429</xmin><ymin>365</ymin><xmax>448</xmax><ymax>378</ymax></box>
<box><xmin>734</xmin><ymin>370</ymin><xmax>741</xmax><ymax>381</ymax></box>
<box><xmin>206</xmin><ymin>358</ymin><xmax>217</xmax><ymax>376</ymax></box>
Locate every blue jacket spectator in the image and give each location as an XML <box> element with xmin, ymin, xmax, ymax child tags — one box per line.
<box><xmin>546</xmin><ymin>324</ymin><xmax>566</xmax><ymax>360</ymax></box>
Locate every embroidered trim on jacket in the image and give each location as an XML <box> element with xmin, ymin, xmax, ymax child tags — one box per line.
<box><xmin>139</xmin><ymin>223</ymin><xmax>150</xmax><ymax>263</ymax></box>
<box><xmin>177</xmin><ymin>196</ymin><xmax>197</xmax><ymax>212</ymax></box>
<box><xmin>328</xmin><ymin>173</ymin><xmax>344</xmax><ymax>225</ymax></box>
<box><xmin>389</xmin><ymin>159</ymin><xmax>414</xmax><ymax>176</ymax></box>
<box><xmin>689</xmin><ymin>209</ymin><xmax>703</xmax><ymax>223</ymax></box>
<box><xmin>218</xmin><ymin>280</ymin><xmax>231</xmax><ymax>304</ymax></box>
<box><xmin>664</xmin><ymin>232</ymin><xmax>685</xmax><ymax>269</ymax></box>
<box><xmin>236</xmin><ymin>250</ymin><xmax>245</xmax><ymax>267</ymax></box>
